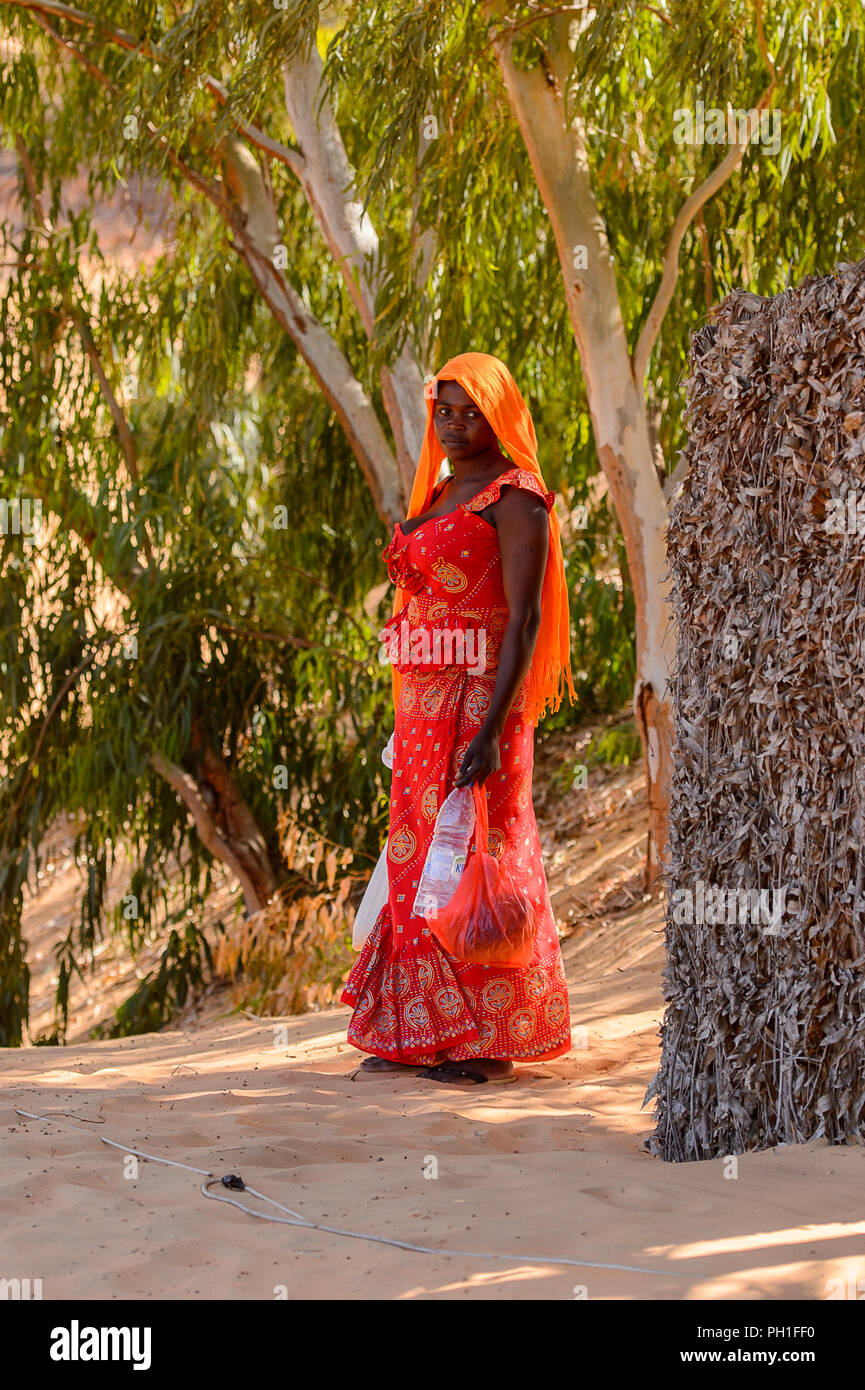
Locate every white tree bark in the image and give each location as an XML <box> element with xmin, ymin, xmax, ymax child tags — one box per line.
<box><xmin>485</xmin><ymin>11</ymin><xmax>776</xmax><ymax>877</ymax></box>
<box><xmin>219</xmin><ymin>138</ymin><xmax>404</xmax><ymax>526</ymax></box>
<box><xmin>490</xmin><ymin>18</ymin><xmax>675</xmax><ymax>876</ymax></box>
<box><xmin>282</xmin><ymin>45</ymin><xmax>427</xmax><ymax>497</ymax></box>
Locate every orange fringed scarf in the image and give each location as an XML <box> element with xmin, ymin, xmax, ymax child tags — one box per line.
<box><xmin>389</xmin><ymin>351</ymin><xmax>577</xmax><ymax>727</ymax></box>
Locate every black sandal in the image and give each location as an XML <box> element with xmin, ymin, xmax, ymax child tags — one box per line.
<box><xmin>418</xmin><ymin>1063</ymin><xmax>489</xmax><ymax>1085</ymax></box>
<box><xmin>356</xmin><ymin>1056</ymin><xmax>426</xmax><ymax>1075</ymax></box>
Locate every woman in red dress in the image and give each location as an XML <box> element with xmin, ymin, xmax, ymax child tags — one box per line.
<box><xmin>342</xmin><ymin>352</ymin><xmax>577</xmax><ymax>1084</ymax></box>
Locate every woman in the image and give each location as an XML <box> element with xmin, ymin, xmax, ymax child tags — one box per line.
<box><xmin>342</xmin><ymin>352</ymin><xmax>577</xmax><ymax>1084</ymax></box>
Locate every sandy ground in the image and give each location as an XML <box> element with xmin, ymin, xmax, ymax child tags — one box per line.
<box><xmin>4</xmin><ymin>894</ymin><xmax>864</xmax><ymax>1301</ymax></box>
<box><xmin>6</xmin><ymin>120</ymin><xmax>860</xmax><ymax>1302</ymax></box>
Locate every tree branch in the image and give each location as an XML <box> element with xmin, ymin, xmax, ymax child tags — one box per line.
<box><xmin>755</xmin><ymin>0</ymin><xmax>778</xmax><ymax>85</ymax></box>
<box><xmin>282</xmin><ymin>45</ymin><xmax>427</xmax><ymax>492</ymax></box>
<box><xmin>13</xmin><ymin>132</ymin><xmax>50</xmax><ymax>227</ymax></box>
<box><xmin>410</xmin><ymin>115</ymin><xmax>440</xmax><ymax>349</ymax></box>
<box><xmin>2</xmin><ymin>0</ymin><xmax>135</xmax><ymax>40</ymax></box>
<box><xmin>222</xmin><ymin>199</ymin><xmax>403</xmax><ymax>525</ymax></box>
<box><xmin>197</xmin><ymin>737</ymin><xmax>277</xmax><ymax>897</ymax></box>
<box><xmin>633</xmin><ymin>86</ymin><xmax>776</xmax><ymax>383</ymax></box>
<box><xmin>11</xmin><ymin>6</ymin><xmax>405</xmax><ymax>525</ymax></box>
<box><xmin>4</xmin><ymin>0</ymin><xmax>304</xmax><ymax>178</ymax></box>
<box><xmin>148</xmin><ymin>750</ymin><xmax>266</xmax><ymax>914</ymax></box>
<box><xmin>202</xmin><ymin>76</ymin><xmax>305</xmax><ymax>177</ymax></box>
<box><xmin>73</xmin><ymin>316</ymin><xmax>137</xmax><ymax>476</ymax></box>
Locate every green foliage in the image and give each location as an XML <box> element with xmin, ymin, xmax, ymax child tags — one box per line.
<box><xmin>332</xmin><ymin>0</ymin><xmax>865</xmax><ymax>482</ymax></box>
<box><xmin>0</xmin><ymin>7</ymin><xmax>394</xmax><ymax>1041</ymax></box>
<box><xmin>550</xmin><ymin>718</ymin><xmax>642</xmax><ymax>796</ymax></box>
<box><xmin>558</xmin><ymin>483</ymin><xmax>637</xmax><ymax>723</ymax></box>
<box><xmin>585</xmin><ymin>722</ymin><xmax>643</xmax><ymax>769</ymax></box>
<box><xmin>2</xmin><ymin>0</ymin><xmax>862</xmax><ymax>1044</ymax></box>
<box><xmin>91</xmin><ymin>921</ymin><xmax>214</xmax><ymax>1039</ymax></box>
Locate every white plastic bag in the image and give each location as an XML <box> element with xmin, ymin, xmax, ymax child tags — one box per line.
<box><xmin>352</xmin><ymin>733</ymin><xmax>395</xmax><ymax>951</ymax></box>
<box><xmin>352</xmin><ymin>842</ymin><xmax>389</xmax><ymax>950</ymax></box>
<box><xmin>412</xmin><ymin>785</ymin><xmax>474</xmax><ymax>919</ymax></box>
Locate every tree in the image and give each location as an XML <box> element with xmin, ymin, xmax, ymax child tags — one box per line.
<box><xmin>1</xmin><ymin>0</ymin><xmax>629</xmax><ymax>1042</ymax></box>
<box><xmin>0</xmin><ymin>1</ymin><xmax>416</xmax><ymax>1040</ymax></box>
<box><xmin>3</xmin><ymin>0</ymin><xmax>858</xmax><ymax>1043</ymax></box>
<box><xmin>332</xmin><ymin>0</ymin><xmax>865</xmax><ymax>877</ymax></box>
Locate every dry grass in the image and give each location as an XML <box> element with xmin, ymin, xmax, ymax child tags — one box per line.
<box><xmin>214</xmin><ymin>812</ymin><xmax>358</xmax><ymax>1016</ymax></box>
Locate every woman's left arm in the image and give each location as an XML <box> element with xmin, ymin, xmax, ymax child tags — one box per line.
<box><xmin>454</xmin><ymin>489</ymin><xmax>549</xmax><ymax>787</ymax></box>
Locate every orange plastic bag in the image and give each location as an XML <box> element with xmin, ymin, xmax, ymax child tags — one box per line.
<box><xmin>426</xmin><ymin>782</ymin><xmax>538</xmax><ymax>968</ymax></box>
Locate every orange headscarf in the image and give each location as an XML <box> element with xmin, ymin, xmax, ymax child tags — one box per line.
<box><xmin>389</xmin><ymin>351</ymin><xmax>577</xmax><ymax>726</ymax></box>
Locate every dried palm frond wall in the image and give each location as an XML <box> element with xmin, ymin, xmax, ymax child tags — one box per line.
<box><xmin>647</xmin><ymin>259</ymin><xmax>865</xmax><ymax>1161</ymax></box>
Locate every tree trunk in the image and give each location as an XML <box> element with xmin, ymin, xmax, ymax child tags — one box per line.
<box><xmin>490</xmin><ymin>19</ymin><xmax>674</xmax><ymax>878</ymax></box>
<box><xmin>282</xmin><ymin>47</ymin><xmax>427</xmax><ymax>498</ymax></box>
<box><xmin>218</xmin><ymin>136</ymin><xmax>405</xmax><ymax>526</ymax></box>
<box><xmin>149</xmin><ymin>748</ymin><xmax>278</xmax><ymax>915</ymax></box>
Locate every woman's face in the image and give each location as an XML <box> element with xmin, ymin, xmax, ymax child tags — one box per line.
<box><xmin>432</xmin><ymin>380</ymin><xmax>498</xmax><ymax>460</ymax></box>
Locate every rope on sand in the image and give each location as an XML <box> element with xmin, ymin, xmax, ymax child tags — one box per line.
<box><xmin>15</xmin><ymin>1107</ymin><xmax>684</xmax><ymax>1279</ymax></box>
<box><xmin>15</xmin><ymin>1107</ymin><xmax>213</xmax><ymax>1174</ymax></box>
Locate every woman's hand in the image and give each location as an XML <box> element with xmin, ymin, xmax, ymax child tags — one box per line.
<box><xmin>454</xmin><ymin>726</ymin><xmax>502</xmax><ymax>787</ymax></box>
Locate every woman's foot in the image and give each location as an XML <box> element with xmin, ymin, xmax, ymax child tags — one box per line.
<box><xmin>420</xmin><ymin>1058</ymin><xmax>516</xmax><ymax>1086</ymax></box>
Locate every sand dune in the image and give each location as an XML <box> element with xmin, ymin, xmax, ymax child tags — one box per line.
<box><xmin>3</xmin><ymin>896</ymin><xmax>863</xmax><ymax>1301</ymax></box>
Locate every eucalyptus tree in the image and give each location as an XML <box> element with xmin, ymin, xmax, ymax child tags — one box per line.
<box><xmin>0</xmin><ymin>179</ymin><xmax>392</xmax><ymax>1041</ymax></box>
<box><xmin>0</xmin><ymin>0</ymin><xmax>418</xmax><ymax>1043</ymax></box>
<box><xmin>334</xmin><ymin>0</ymin><xmax>865</xmax><ymax>877</ymax></box>
<box><xmin>2</xmin><ymin>0</ymin><xmax>856</xmax><ymax>1046</ymax></box>
<box><xmin>0</xmin><ymin>0</ymin><xmax>623</xmax><ymax>1043</ymax></box>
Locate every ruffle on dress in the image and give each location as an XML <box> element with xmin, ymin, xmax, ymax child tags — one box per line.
<box><xmin>461</xmin><ymin>468</ymin><xmax>555</xmax><ymax>517</ymax></box>
<box><xmin>382</xmin><ymin>532</ymin><xmax>426</xmax><ymax>594</ymax></box>
<box><xmin>342</xmin><ymin>904</ymin><xmax>480</xmax><ymax>1062</ymax></box>
<box><xmin>342</xmin><ymin>903</ymin><xmax>572</xmax><ymax>1066</ymax></box>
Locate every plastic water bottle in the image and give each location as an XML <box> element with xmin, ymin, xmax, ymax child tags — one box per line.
<box><xmin>412</xmin><ymin>785</ymin><xmax>475</xmax><ymax>919</ymax></box>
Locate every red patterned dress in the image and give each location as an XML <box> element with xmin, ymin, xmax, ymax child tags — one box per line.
<box><xmin>341</xmin><ymin>467</ymin><xmax>572</xmax><ymax>1065</ymax></box>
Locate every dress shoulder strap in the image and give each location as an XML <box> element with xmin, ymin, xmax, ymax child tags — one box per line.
<box><xmin>462</xmin><ymin>467</ymin><xmax>555</xmax><ymax>515</ymax></box>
